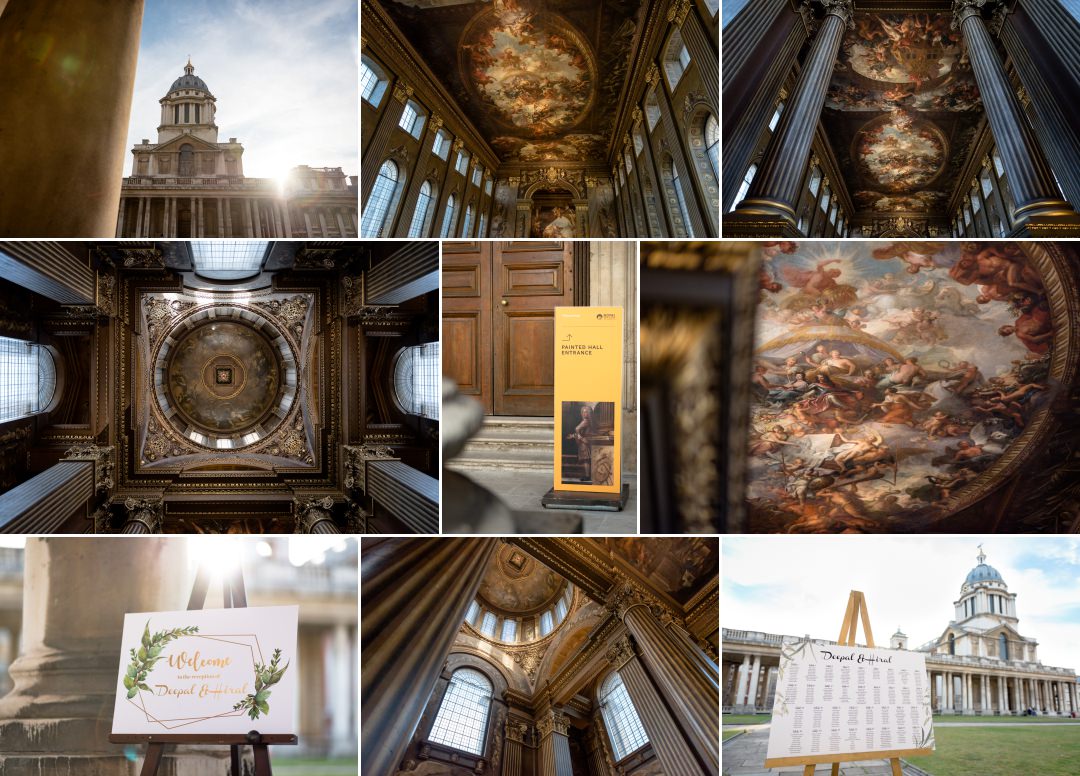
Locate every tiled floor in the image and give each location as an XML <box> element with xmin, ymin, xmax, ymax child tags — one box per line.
<box><xmin>449</xmin><ymin>465</ymin><xmax>638</xmax><ymax>534</ymax></box>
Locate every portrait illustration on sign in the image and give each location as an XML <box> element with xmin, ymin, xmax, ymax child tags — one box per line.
<box><xmin>560</xmin><ymin>400</ymin><xmax>616</xmax><ymax>486</ymax></box>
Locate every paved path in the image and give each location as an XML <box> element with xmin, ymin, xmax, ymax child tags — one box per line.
<box><xmin>723</xmin><ymin>725</ymin><xmax>923</xmax><ymax>776</ymax></box>
<box><xmin>933</xmin><ymin>721</ymin><xmax>1080</xmax><ymax>726</ymax></box>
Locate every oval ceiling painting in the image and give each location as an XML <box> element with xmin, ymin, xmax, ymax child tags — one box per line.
<box><xmin>749</xmin><ymin>242</ymin><xmax>1059</xmax><ymax>533</ymax></box>
<box><xmin>461</xmin><ymin>5</ymin><xmax>595</xmax><ymax>135</ymax></box>
<box><xmin>855</xmin><ymin>112</ymin><xmax>945</xmax><ymax>191</ymax></box>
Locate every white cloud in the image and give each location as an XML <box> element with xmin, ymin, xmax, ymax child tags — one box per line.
<box><xmin>125</xmin><ymin>0</ymin><xmax>358</xmax><ymax>179</ymax></box>
<box><xmin>723</xmin><ymin>536</ymin><xmax>1080</xmax><ymax>669</ymax></box>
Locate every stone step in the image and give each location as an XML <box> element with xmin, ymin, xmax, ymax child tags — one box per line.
<box><xmin>452</xmin><ymin>415</ymin><xmax>556</xmax><ymax>471</ymax></box>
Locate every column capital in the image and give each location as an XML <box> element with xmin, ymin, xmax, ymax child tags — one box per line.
<box><xmin>429</xmin><ymin>113</ymin><xmax>444</xmax><ymax>133</ymax></box>
<box><xmin>505</xmin><ymin>718</ymin><xmax>531</xmax><ymax>743</ymax></box>
<box><xmin>605</xmin><ymin>634</ymin><xmax>637</xmax><ymax>668</ymax></box>
<box><xmin>343</xmin><ymin>443</ymin><xmax>400</xmax><ymax>493</ymax></box>
<box><xmin>666</xmin><ymin>0</ymin><xmax>692</xmax><ymax>26</ymax></box>
<box><xmin>951</xmin><ymin>0</ymin><xmax>995</xmax><ymax>30</ymax></box>
<box><xmin>816</xmin><ymin>0</ymin><xmax>855</xmax><ymax>27</ymax></box>
<box><xmin>122</xmin><ymin>497</ymin><xmax>163</xmax><ymax>533</ymax></box>
<box><xmin>536</xmin><ymin>708</ymin><xmax>570</xmax><ymax>739</ymax></box>
<box><xmin>64</xmin><ymin>443</ymin><xmax>115</xmax><ymax>495</ymax></box>
<box><xmin>645</xmin><ymin>63</ymin><xmax>660</xmax><ymax>88</ymax></box>
<box><xmin>293</xmin><ymin>495</ymin><xmax>336</xmax><ymax>533</ymax></box>
<box><xmin>392</xmin><ymin>80</ymin><xmax>414</xmax><ymax>104</ymax></box>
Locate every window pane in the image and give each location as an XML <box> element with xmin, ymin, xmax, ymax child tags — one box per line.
<box><xmin>462</xmin><ymin>204</ymin><xmax>474</xmax><ymax>237</ymax></box>
<box><xmin>393</xmin><ymin>342</ymin><xmax>439</xmax><ymax>420</ymax></box>
<box><xmin>0</xmin><ymin>338</ymin><xmax>54</xmax><ymax>423</ymax></box>
<box><xmin>361</xmin><ymin>62</ymin><xmax>377</xmax><ymax>101</ymax></box>
<box><xmin>191</xmin><ymin>240</ymin><xmax>268</xmax><ymax>280</ymax></box>
<box><xmin>600</xmin><ymin>672</ymin><xmax>649</xmax><ymax>760</ymax></box>
<box><xmin>465</xmin><ymin>600</ymin><xmax>480</xmax><ymax>626</ymax></box>
<box><xmin>361</xmin><ymin>161</ymin><xmax>400</xmax><ymax>237</ymax></box>
<box><xmin>428</xmin><ymin>668</ymin><xmax>492</xmax><ymax>756</ymax></box>
<box><xmin>441</xmin><ymin>195</ymin><xmax>457</xmax><ymax>238</ymax></box>
<box><xmin>500</xmin><ymin>619</ymin><xmax>517</xmax><ymax>642</ymax></box>
<box><xmin>480</xmin><ymin>611</ymin><xmax>497</xmax><ymax>637</ymax></box>
<box><xmin>768</xmin><ymin>102</ymin><xmax>784</xmax><ymax>132</ymax></box>
<box><xmin>408</xmin><ymin>181</ymin><xmax>434</xmax><ymax>237</ymax></box>
<box><xmin>398</xmin><ymin>102</ymin><xmax>417</xmax><ymax>134</ymax></box>
<box><xmin>539</xmin><ymin>610</ymin><xmax>554</xmax><ymax>636</ymax></box>
<box><xmin>555</xmin><ymin>597</ymin><xmax>568</xmax><ymax>621</ymax></box>
<box><xmin>732</xmin><ymin>163</ymin><xmax>757</xmax><ymax>210</ymax></box>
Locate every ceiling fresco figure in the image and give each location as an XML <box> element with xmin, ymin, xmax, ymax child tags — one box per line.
<box><xmin>747</xmin><ymin>241</ymin><xmax>1061</xmax><ymax>533</ymax></box>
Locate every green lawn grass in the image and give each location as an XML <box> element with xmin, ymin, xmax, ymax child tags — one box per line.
<box><xmin>722</xmin><ymin>730</ymin><xmax>743</xmax><ymax>741</ymax></box>
<box><xmin>906</xmin><ymin>727</ymin><xmax>1080</xmax><ymax>776</ymax></box>
<box><xmin>723</xmin><ymin>714</ymin><xmax>772</xmax><ymax>725</ymax></box>
<box><xmin>273</xmin><ymin>757</ymin><xmax>357</xmax><ymax>776</ymax></box>
<box><xmin>933</xmin><ymin>714</ymin><xmax>1080</xmax><ymax>723</ymax></box>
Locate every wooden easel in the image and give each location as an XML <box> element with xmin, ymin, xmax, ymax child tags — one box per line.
<box><xmin>764</xmin><ymin>590</ymin><xmax>926</xmax><ymax>776</ymax></box>
<box><xmin>810</xmin><ymin>591</ymin><xmax>902</xmax><ymax>776</ymax></box>
<box><xmin>110</xmin><ymin>562</ymin><xmax>297</xmax><ymax>775</ymax></box>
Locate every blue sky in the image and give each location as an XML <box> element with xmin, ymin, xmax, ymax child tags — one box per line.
<box><xmin>125</xmin><ymin>0</ymin><xmax>357</xmax><ymax>179</ymax></box>
<box><xmin>723</xmin><ymin>536</ymin><xmax>1080</xmax><ymax>669</ymax></box>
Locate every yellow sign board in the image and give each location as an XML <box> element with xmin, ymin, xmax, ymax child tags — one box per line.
<box><xmin>553</xmin><ymin>306</ymin><xmax>623</xmax><ymax>494</ymax></box>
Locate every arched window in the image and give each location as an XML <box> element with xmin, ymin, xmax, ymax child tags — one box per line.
<box><xmin>644</xmin><ymin>90</ymin><xmax>661</xmax><ymax>132</ymax></box>
<box><xmin>361</xmin><ymin>55</ymin><xmax>389</xmax><ymax>107</ymax></box>
<box><xmin>462</xmin><ymin>203</ymin><xmax>475</xmax><ymax>237</ymax></box>
<box><xmin>408</xmin><ymin>180</ymin><xmax>436</xmax><ymax>237</ymax></box>
<box><xmin>441</xmin><ymin>194</ymin><xmax>458</xmax><ymax>237</ymax></box>
<box><xmin>663</xmin><ymin>29</ymin><xmax>691</xmax><ymax>89</ymax></box>
<box><xmin>0</xmin><ymin>337</ymin><xmax>56</xmax><ymax>423</ymax></box>
<box><xmin>633</xmin><ymin>127</ymin><xmax>645</xmax><ymax>156</ymax></box>
<box><xmin>428</xmin><ymin>668</ymin><xmax>493</xmax><ymax>756</ymax></box>
<box><xmin>392</xmin><ymin>342</ymin><xmax>439</xmax><ymax>419</ymax></box>
<box><xmin>768</xmin><ymin>102</ymin><xmax>785</xmax><ymax>132</ymax></box>
<box><xmin>179</xmin><ymin>144</ymin><xmax>194</xmax><ymax>176</ymax></box>
<box><xmin>705</xmin><ymin>114</ymin><xmax>719</xmax><ymax>179</ymax></box>
<box><xmin>599</xmin><ymin>671</ymin><xmax>649</xmax><ymax>760</ymax></box>
<box><xmin>999</xmin><ymin>633</ymin><xmax>1008</xmax><ymax>660</ymax></box>
<box><xmin>477</xmin><ymin>212</ymin><xmax>488</xmax><ymax>237</ymax></box>
<box><xmin>361</xmin><ymin>160</ymin><xmax>404</xmax><ymax>237</ymax></box>
<box><xmin>670</xmin><ymin>162</ymin><xmax>694</xmax><ymax>237</ymax></box>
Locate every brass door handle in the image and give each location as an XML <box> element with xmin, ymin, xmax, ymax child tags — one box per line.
<box><xmin>500</xmin><ymin>299</ymin><xmax>508</xmax><ymax>306</ymax></box>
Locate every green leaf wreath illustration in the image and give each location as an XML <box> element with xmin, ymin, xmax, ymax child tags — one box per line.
<box><xmin>123</xmin><ymin>620</ymin><xmax>200</xmax><ymax>700</ymax></box>
<box><xmin>233</xmin><ymin>647</ymin><xmax>289</xmax><ymax>720</ymax></box>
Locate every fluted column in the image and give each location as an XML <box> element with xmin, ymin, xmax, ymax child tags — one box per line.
<box><xmin>609</xmin><ymin>635</ymin><xmax>708</xmax><ymax>775</ymax></box>
<box><xmin>735</xmin><ymin>654</ymin><xmax>750</xmax><ymax>707</ymax></box>
<box><xmin>537</xmin><ymin>708</ymin><xmax>574</xmax><ymax>776</ymax></box>
<box><xmin>747</xmin><ymin>654</ymin><xmax>762</xmax><ymax>710</ymax></box>
<box><xmin>119</xmin><ymin>497</ymin><xmax>163</xmax><ymax>534</ymax></box>
<box><xmin>0</xmin><ymin>0</ymin><xmax>146</xmax><ymax>237</ymax></box>
<box><xmin>0</xmin><ymin>538</ymin><xmax>224</xmax><ymax>773</ymax></box>
<box><xmin>393</xmin><ymin>114</ymin><xmax>442</xmax><ymax>237</ymax></box>
<box><xmin>0</xmin><ymin>461</ymin><xmax>95</xmax><ymax>533</ymax></box>
<box><xmin>503</xmin><ymin>718</ymin><xmax>528</xmax><ymax>776</ymax></box>
<box><xmin>586</xmin><ymin>713</ymin><xmax>615</xmax><ymax>776</ymax></box>
<box><xmin>732</xmin><ymin>0</ymin><xmax>854</xmax><ymax>226</ymax></box>
<box><xmin>952</xmin><ymin>0</ymin><xmax>1077</xmax><ymax>225</ymax></box>
<box><xmin>293</xmin><ymin>496</ymin><xmax>340</xmax><ymax>534</ymax></box>
<box><xmin>360</xmin><ymin>538</ymin><xmax>497</xmax><ymax>776</ymax></box>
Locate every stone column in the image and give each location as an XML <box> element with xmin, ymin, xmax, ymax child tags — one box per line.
<box><xmin>135</xmin><ymin>197</ymin><xmax>146</xmax><ymax>238</ymax></box>
<box><xmin>669</xmin><ymin>1</ymin><xmax>717</xmax><ymax>109</ymax></box>
<box><xmin>734</xmin><ymin>654</ymin><xmax>750</xmax><ymax>708</ymax></box>
<box><xmin>361</xmin><ymin>80</ymin><xmax>412</xmax><ymax>201</ymax></box>
<box><xmin>0</xmin><ymin>461</ymin><xmax>95</xmax><ymax>533</ymax></box>
<box><xmin>223</xmin><ymin>198</ymin><xmax>233</xmax><ymax>236</ymax></box>
<box><xmin>610</xmin><ymin>588</ymin><xmax>718</xmax><ymax>773</ymax></box>
<box><xmin>293</xmin><ymin>496</ymin><xmax>340</xmax><ymax>534</ymax></box>
<box><xmin>585</xmin><ymin>714</ymin><xmax>613</xmax><ymax>776</ymax></box>
<box><xmin>119</xmin><ymin>497</ymin><xmax>163</xmax><ymax>534</ymax></box>
<box><xmin>360</xmin><ymin>538</ymin><xmax>497</xmax><ymax>776</ymax></box>
<box><xmin>393</xmin><ymin>115</ymin><xmax>442</xmax><ymax>237</ymax></box>
<box><xmin>0</xmin><ymin>538</ymin><xmax>224</xmax><ymax>773</ymax></box>
<box><xmin>966</xmin><ymin>673</ymin><xmax>974</xmax><ymax>713</ymax></box>
<box><xmin>952</xmin><ymin>0</ymin><xmax>1078</xmax><ymax>227</ymax></box>
<box><xmin>171</xmin><ymin>197</ymin><xmax>178</xmax><ymax>237</ymax></box>
<box><xmin>216</xmin><ymin>198</ymin><xmax>225</xmax><ymax>237</ymax></box>
<box><xmin>244</xmin><ymin>199</ymin><xmax>255</xmax><ymax>237</ymax></box>
<box><xmin>747</xmin><ymin>655</ymin><xmax>762</xmax><ymax>711</ymax></box>
<box><xmin>116</xmin><ymin>199</ymin><xmax>127</xmax><ymax>237</ymax></box>
<box><xmin>609</xmin><ymin>635</ymin><xmax>707</xmax><ymax>775</ymax></box>
<box><xmin>537</xmin><ymin>708</ymin><xmax>574</xmax><ymax>776</ymax></box>
<box><xmin>731</xmin><ymin>0</ymin><xmax>854</xmax><ymax>228</ymax></box>
<box><xmin>503</xmin><ymin>718</ymin><xmax>529</xmax><ymax>776</ymax></box>
<box><xmin>329</xmin><ymin>623</ymin><xmax>353</xmax><ymax>755</ymax></box>
<box><xmin>0</xmin><ymin>0</ymin><xmax>145</xmax><ymax>237</ymax></box>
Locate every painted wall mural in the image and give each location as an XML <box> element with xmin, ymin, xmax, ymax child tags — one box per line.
<box><xmin>749</xmin><ymin>242</ymin><xmax>1057</xmax><ymax>533</ymax></box>
<box><xmin>461</xmin><ymin>5</ymin><xmax>595</xmax><ymax>135</ymax></box>
<box><xmin>823</xmin><ymin>13</ymin><xmax>983</xmax><ymax>220</ymax></box>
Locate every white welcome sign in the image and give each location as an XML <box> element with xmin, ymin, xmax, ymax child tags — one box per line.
<box><xmin>766</xmin><ymin>639</ymin><xmax>935</xmax><ymax>767</ymax></box>
<box><xmin>111</xmin><ymin>605</ymin><xmax>299</xmax><ymax>736</ymax></box>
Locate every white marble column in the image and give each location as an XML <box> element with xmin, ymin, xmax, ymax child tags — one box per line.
<box><xmin>329</xmin><ymin>623</ymin><xmax>353</xmax><ymax>755</ymax></box>
<box><xmin>747</xmin><ymin>655</ymin><xmax>762</xmax><ymax>710</ymax></box>
<box><xmin>0</xmin><ymin>538</ymin><xmax>225</xmax><ymax>773</ymax></box>
<box><xmin>734</xmin><ymin>655</ymin><xmax>750</xmax><ymax>708</ymax></box>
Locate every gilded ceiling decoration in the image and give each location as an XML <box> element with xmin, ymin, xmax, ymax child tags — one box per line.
<box><xmin>478</xmin><ymin>543</ymin><xmax>567</xmax><ymax>614</ymax></box>
<box><xmin>748</xmin><ymin>242</ymin><xmax>1065</xmax><ymax>533</ymax></box>
<box><xmin>599</xmin><ymin>538</ymin><xmax>718</xmax><ymax>605</ymax></box>
<box><xmin>824</xmin><ymin>13</ymin><xmax>983</xmax><ymax>216</ymax></box>
<box><xmin>379</xmin><ymin>0</ymin><xmax>642</xmax><ymax>163</ymax></box>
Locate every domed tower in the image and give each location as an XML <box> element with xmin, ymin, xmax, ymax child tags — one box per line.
<box><xmin>157</xmin><ymin>58</ymin><xmax>218</xmax><ymax>145</ymax></box>
<box><xmin>954</xmin><ymin>545</ymin><xmax>1017</xmax><ymax>628</ymax></box>
<box><xmin>890</xmin><ymin>627</ymin><xmax>908</xmax><ymax>651</ymax></box>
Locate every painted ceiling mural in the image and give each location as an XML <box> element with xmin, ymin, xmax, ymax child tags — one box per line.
<box><xmin>381</xmin><ymin>0</ymin><xmax>643</xmax><ymax>162</ymax></box>
<box><xmin>823</xmin><ymin>13</ymin><xmax>983</xmax><ymax>218</ymax></box>
<box><xmin>749</xmin><ymin>242</ymin><xmax>1058</xmax><ymax>533</ymax></box>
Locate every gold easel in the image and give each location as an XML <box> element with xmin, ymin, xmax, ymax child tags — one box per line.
<box><xmin>109</xmin><ymin>562</ymin><xmax>297</xmax><ymax>774</ymax></box>
<box><xmin>765</xmin><ymin>590</ymin><xmax>931</xmax><ymax>776</ymax></box>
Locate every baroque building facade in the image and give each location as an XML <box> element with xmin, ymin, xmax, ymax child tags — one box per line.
<box><xmin>362</xmin><ymin>538</ymin><xmax>719</xmax><ymax>776</ymax></box>
<box><xmin>723</xmin><ymin>550</ymin><xmax>1079</xmax><ymax>717</ymax></box>
<box><xmin>722</xmin><ymin>0</ymin><xmax>1080</xmax><ymax>238</ymax></box>
<box><xmin>118</xmin><ymin>61</ymin><xmax>359</xmax><ymax>239</ymax></box>
<box><xmin>361</xmin><ymin>0</ymin><xmax>720</xmax><ymax>238</ymax></box>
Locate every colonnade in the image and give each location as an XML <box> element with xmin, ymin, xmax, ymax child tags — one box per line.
<box><xmin>118</xmin><ymin>196</ymin><xmax>359</xmax><ymax>238</ymax></box>
<box><xmin>725</xmin><ymin>0</ymin><xmax>1080</xmax><ymax>235</ymax></box>
<box><xmin>929</xmin><ymin>669</ymin><xmax>1078</xmax><ymax>715</ymax></box>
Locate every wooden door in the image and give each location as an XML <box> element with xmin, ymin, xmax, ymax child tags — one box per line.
<box><xmin>442</xmin><ymin>241</ymin><xmax>573</xmax><ymax>416</ymax></box>
<box><xmin>442</xmin><ymin>241</ymin><xmax>493</xmax><ymax>412</ymax></box>
<box><xmin>492</xmin><ymin>241</ymin><xmax>573</xmax><ymax>415</ymax></box>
